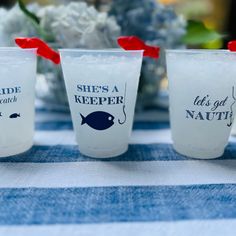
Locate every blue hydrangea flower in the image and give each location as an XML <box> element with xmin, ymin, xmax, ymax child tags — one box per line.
<box><xmin>110</xmin><ymin>0</ymin><xmax>186</xmax><ymax>108</ymax></box>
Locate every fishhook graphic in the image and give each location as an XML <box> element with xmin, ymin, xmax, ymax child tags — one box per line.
<box><xmin>118</xmin><ymin>83</ymin><xmax>127</xmax><ymax>125</ymax></box>
<box><xmin>227</xmin><ymin>86</ymin><xmax>236</xmax><ymax>127</ymax></box>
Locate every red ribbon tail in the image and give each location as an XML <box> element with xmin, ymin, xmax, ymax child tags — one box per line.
<box><xmin>15</xmin><ymin>38</ymin><xmax>31</xmax><ymax>48</ymax></box>
<box><xmin>15</xmin><ymin>37</ymin><xmax>61</xmax><ymax>65</ymax></box>
<box><xmin>117</xmin><ymin>36</ymin><xmax>160</xmax><ymax>59</ymax></box>
<box><xmin>144</xmin><ymin>45</ymin><xmax>160</xmax><ymax>59</ymax></box>
<box><xmin>51</xmin><ymin>52</ymin><xmax>61</xmax><ymax>65</ymax></box>
<box><xmin>228</xmin><ymin>40</ymin><xmax>236</xmax><ymax>51</ymax></box>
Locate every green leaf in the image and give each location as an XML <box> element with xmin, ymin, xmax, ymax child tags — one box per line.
<box><xmin>182</xmin><ymin>20</ymin><xmax>223</xmax><ymax>45</ymax></box>
<box><xmin>18</xmin><ymin>0</ymin><xmax>40</xmax><ymax>25</ymax></box>
<box><xmin>17</xmin><ymin>0</ymin><xmax>55</xmax><ymax>42</ymax></box>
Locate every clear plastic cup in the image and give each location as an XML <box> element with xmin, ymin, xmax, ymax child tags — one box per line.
<box><xmin>166</xmin><ymin>49</ymin><xmax>236</xmax><ymax>159</ymax></box>
<box><xmin>60</xmin><ymin>49</ymin><xmax>143</xmax><ymax>158</ymax></box>
<box><xmin>0</xmin><ymin>48</ymin><xmax>37</xmax><ymax>157</ymax></box>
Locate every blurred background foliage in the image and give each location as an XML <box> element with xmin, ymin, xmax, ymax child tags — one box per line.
<box><xmin>0</xmin><ymin>0</ymin><xmax>232</xmax><ymax>49</ymax></box>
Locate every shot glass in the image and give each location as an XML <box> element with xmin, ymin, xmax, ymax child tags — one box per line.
<box><xmin>0</xmin><ymin>48</ymin><xmax>37</xmax><ymax>157</ymax></box>
<box><xmin>166</xmin><ymin>49</ymin><xmax>236</xmax><ymax>159</ymax></box>
<box><xmin>60</xmin><ymin>49</ymin><xmax>143</xmax><ymax>158</ymax></box>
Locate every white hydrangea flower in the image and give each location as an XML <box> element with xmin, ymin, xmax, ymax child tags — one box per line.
<box><xmin>38</xmin><ymin>2</ymin><xmax>120</xmax><ymax>48</ymax></box>
<box><xmin>0</xmin><ymin>2</ymin><xmax>120</xmax><ymax>48</ymax></box>
<box><xmin>0</xmin><ymin>4</ymin><xmax>39</xmax><ymax>46</ymax></box>
<box><xmin>0</xmin><ymin>8</ymin><xmax>7</xmax><ymax>45</ymax></box>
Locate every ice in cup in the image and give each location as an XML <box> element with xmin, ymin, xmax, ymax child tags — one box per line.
<box><xmin>166</xmin><ymin>49</ymin><xmax>236</xmax><ymax>159</ymax></box>
<box><xmin>0</xmin><ymin>48</ymin><xmax>36</xmax><ymax>157</ymax></box>
<box><xmin>60</xmin><ymin>49</ymin><xmax>143</xmax><ymax>158</ymax></box>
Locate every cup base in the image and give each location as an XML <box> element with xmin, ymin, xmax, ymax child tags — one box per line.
<box><xmin>0</xmin><ymin>139</ymin><xmax>33</xmax><ymax>158</ymax></box>
<box><xmin>173</xmin><ymin>143</ymin><xmax>224</xmax><ymax>159</ymax></box>
<box><xmin>79</xmin><ymin>144</ymin><xmax>128</xmax><ymax>158</ymax></box>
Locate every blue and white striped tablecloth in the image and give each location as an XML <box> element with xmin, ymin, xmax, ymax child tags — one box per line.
<box><xmin>0</xmin><ymin>103</ymin><xmax>236</xmax><ymax>236</ymax></box>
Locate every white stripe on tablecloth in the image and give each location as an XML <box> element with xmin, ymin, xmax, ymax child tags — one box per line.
<box><xmin>34</xmin><ymin>129</ymin><xmax>172</xmax><ymax>145</ymax></box>
<box><xmin>0</xmin><ymin>160</ymin><xmax>236</xmax><ymax>188</ymax></box>
<box><xmin>34</xmin><ymin>130</ymin><xmax>236</xmax><ymax>145</ymax></box>
<box><xmin>0</xmin><ymin>219</ymin><xmax>235</xmax><ymax>236</ymax></box>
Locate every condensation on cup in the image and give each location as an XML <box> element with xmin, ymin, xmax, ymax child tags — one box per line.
<box><xmin>0</xmin><ymin>48</ymin><xmax>37</xmax><ymax>157</ymax></box>
<box><xmin>60</xmin><ymin>49</ymin><xmax>143</xmax><ymax>158</ymax></box>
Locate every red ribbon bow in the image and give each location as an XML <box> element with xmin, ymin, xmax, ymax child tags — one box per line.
<box><xmin>117</xmin><ymin>36</ymin><xmax>160</xmax><ymax>59</ymax></box>
<box><xmin>228</xmin><ymin>40</ymin><xmax>236</xmax><ymax>51</ymax></box>
<box><xmin>15</xmin><ymin>37</ymin><xmax>60</xmax><ymax>64</ymax></box>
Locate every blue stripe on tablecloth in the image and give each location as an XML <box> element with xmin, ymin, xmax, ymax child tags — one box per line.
<box><xmin>0</xmin><ymin>184</ymin><xmax>235</xmax><ymax>225</ymax></box>
<box><xmin>36</xmin><ymin>121</ymin><xmax>73</xmax><ymax>130</ymax></box>
<box><xmin>0</xmin><ymin>143</ymin><xmax>235</xmax><ymax>163</ymax></box>
<box><xmin>35</xmin><ymin>121</ymin><xmax>170</xmax><ymax>131</ymax></box>
<box><xmin>35</xmin><ymin>107</ymin><xmax>70</xmax><ymax>114</ymax></box>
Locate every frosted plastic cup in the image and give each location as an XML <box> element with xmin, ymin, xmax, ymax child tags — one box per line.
<box><xmin>0</xmin><ymin>48</ymin><xmax>37</xmax><ymax>157</ymax></box>
<box><xmin>60</xmin><ymin>49</ymin><xmax>143</xmax><ymax>158</ymax></box>
<box><xmin>166</xmin><ymin>49</ymin><xmax>236</xmax><ymax>159</ymax></box>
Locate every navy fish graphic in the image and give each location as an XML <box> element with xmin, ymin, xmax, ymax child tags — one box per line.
<box><xmin>9</xmin><ymin>113</ymin><xmax>20</xmax><ymax>119</ymax></box>
<box><xmin>80</xmin><ymin>111</ymin><xmax>114</xmax><ymax>130</ymax></box>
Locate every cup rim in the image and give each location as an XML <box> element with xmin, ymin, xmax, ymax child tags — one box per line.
<box><xmin>59</xmin><ymin>48</ymin><xmax>144</xmax><ymax>53</ymax></box>
<box><xmin>165</xmin><ymin>49</ymin><xmax>236</xmax><ymax>54</ymax></box>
